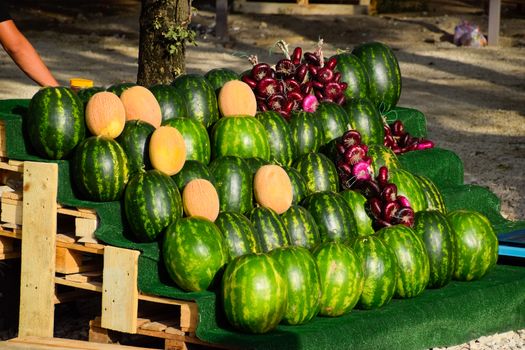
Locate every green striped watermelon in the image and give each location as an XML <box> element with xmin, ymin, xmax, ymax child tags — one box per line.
<box><xmin>303</xmin><ymin>191</ymin><xmax>358</xmax><ymax>242</ymax></box>
<box><xmin>366</xmin><ymin>144</ymin><xmax>401</xmax><ymax>175</ymax></box>
<box><xmin>414</xmin><ymin>210</ymin><xmax>456</xmax><ymax>288</ymax></box>
<box><xmin>244</xmin><ymin>157</ymin><xmax>270</xmax><ymax>175</ymax></box>
<box><xmin>312</xmin><ymin>242</ymin><xmax>364</xmax><ymax>317</ymax></box>
<box><xmin>332</xmin><ymin>52</ymin><xmax>371</xmax><ymax>101</ymax></box>
<box><xmin>209</xmin><ymin>156</ymin><xmax>253</xmax><ymax>214</ymax></box>
<box><xmin>249</xmin><ymin>207</ymin><xmax>290</xmax><ymax>253</ymax></box>
<box><xmin>289</xmin><ymin>111</ymin><xmax>323</xmax><ymax>158</ymax></box>
<box><xmin>388</xmin><ymin>168</ymin><xmax>428</xmax><ymax>213</ymax></box>
<box><xmin>116</xmin><ymin>120</ymin><xmax>155</xmax><ymax>175</ymax></box>
<box><xmin>377</xmin><ymin>225</ymin><xmax>430</xmax><ymax>298</ymax></box>
<box><xmin>416</xmin><ymin>175</ymin><xmax>447</xmax><ymax>214</ymax></box>
<box><xmin>163</xmin><ymin>217</ymin><xmax>227</xmax><ymax>292</ymax></box>
<box><xmin>352</xmin><ymin>42</ymin><xmax>402</xmax><ymax>113</ymax></box>
<box><xmin>447</xmin><ymin>210</ymin><xmax>498</xmax><ymax>281</ymax></box>
<box><xmin>314</xmin><ymin>102</ymin><xmax>350</xmax><ymax>145</ymax></box>
<box><xmin>351</xmin><ymin>235</ymin><xmax>397</xmax><ymax>309</ymax></box>
<box><xmin>124</xmin><ymin>169</ymin><xmax>182</xmax><ymax>242</ymax></box>
<box><xmin>77</xmin><ymin>86</ymin><xmax>105</xmax><ymax>104</ymax></box>
<box><xmin>204</xmin><ymin>68</ymin><xmax>239</xmax><ymax>94</ymax></box>
<box><xmin>171</xmin><ymin>160</ymin><xmax>213</xmax><ymax>191</ymax></box>
<box><xmin>171</xmin><ymin>74</ymin><xmax>219</xmax><ymax>127</ymax></box>
<box><xmin>106</xmin><ymin>82</ymin><xmax>137</xmax><ymax>96</ymax></box>
<box><xmin>269</xmin><ymin>246</ymin><xmax>321</xmax><ymax>325</ymax></box>
<box><xmin>339</xmin><ymin>190</ymin><xmax>375</xmax><ymax>236</ymax></box>
<box><xmin>221</xmin><ymin>253</ymin><xmax>287</xmax><ymax>333</ymax></box>
<box><xmin>149</xmin><ymin>84</ymin><xmax>188</xmax><ymax>122</ymax></box>
<box><xmin>215</xmin><ymin>211</ymin><xmax>261</xmax><ymax>260</ymax></box>
<box><xmin>163</xmin><ymin>117</ymin><xmax>211</xmax><ymax>164</ymax></box>
<box><xmin>343</xmin><ymin>97</ymin><xmax>385</xmax><ymax>146</ymax></box>
<box><xmin>293</xmin><ymin>153</ymin><xmax>339</xmax><ymax>194</ymax></box>
<box><xmin>210</xmin><ymin>116</ymin><xmax>271</xmax><ymax>161</ymax></box>
<box><xmin>282</xmin><ymin>166</ymin><xmax>309</xmax><ymax>205</ymax></box>
<box><xmin>280</xmin><ymin>205</ymin><xmax>321</xmax><ymax>249</ymax></box>
<box><xmin>255</xmin><ymin>111</ymin><xmax>295</xmax><ymax>166</ymax></box>
<box><xmin>72</xmin><ymin>136</ymin><xmax>129</xmax><ymax>202</ymax></box>
<box><xmin>27</xmin><ymin>87</ymin><xmax>85</xmax><ymax>159</ymax></box>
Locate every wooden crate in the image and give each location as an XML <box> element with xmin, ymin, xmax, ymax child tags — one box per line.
<box><xmin>233</xmin><ymin>0</ymin><xmax>371</xmax><ymax>15</ymax></box>
<box><xmin>1</xmin><ymin>336</ymin><xmax>159</xmax><ymax>350</ymax></box>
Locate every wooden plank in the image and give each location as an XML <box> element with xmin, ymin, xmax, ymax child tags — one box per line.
<box><xmin>0</xmin><ymin>121</ymin><xmax>5</xmax><ymax>157</ymax></box>
<box><xmin>101</xmin><ymin>246</ymin><xmax>140</xmax><ymax>334</ymax></box>
<box><xmin>1</xmin><ymin>202</ymin><xmax>22</xmax><ymax>225</ymax></box>
<box><xmin>56</xmin><ymin>241</ymin><xmax>104</xmax><ymax>255</ymax></box>
<box><xmin>0</xmin><ymin>235</ymin><xmax>14</xmax><ymax>252</ymax></box>
<box><xmin>64</xmin><ymin>271</ymin><xmax>102</xmax><ymax>283</ymax></box>
<box><xmin>6</xmin><ymin>336</ymin><xmax>159</xmax><ymax>349</ymax></box>
<box><xmin>54</xmin><ymin>276</ymin><xmax>103</xmax><ymax>292</ymax></box>
<box><xmin>18</xmin><ymin>161</ymin><xmax>58</xmax><ymax>338</ymax></box>
<box><xmin>55</xmin><ymin>246</ymin><xmax>84</xmax><ymax>273</ymax></box>
<box><xmin>488</xmin><ymin>0</ymin><xmax>501</xmax><ymax>46</ymax></box>
<box><xmin>0</xmin><ymin>251</ymin><xmax>20</xmax><ymax>259</ymax></box>
<box><xmin>233</xmin><ymin>0</ymin><xmax>368</xmax><ymax>15</ymax></box>
<box><xmin>137</xmin><ymin>293</ymin><xmax>198</xmax><ymax>332</ymax></box>
<box><xmin>75</xmin><ymin>217</ymin><xmax>98</xmax><ymax>237</ymax></box>
<box><xmin>0</xmin><ymin>224</ymin><xmax>22</xmax><ymax>238</ymax></box>
<box><xmin>0</xmin><ymin>160</ymin><xmax>23</xmax><ymax>172</ymax></box>
<box><xmin>57</xmin><ymin>207</ymin><xmax>97</xmax><ymax>220</ymax></box>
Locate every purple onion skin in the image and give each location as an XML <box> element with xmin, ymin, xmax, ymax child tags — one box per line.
<box><xmin>302</xmin><ymin>94</ymin><xmax>319</xmax><ymax>113</ymax></box>
<box><xmin>396</xmin><ymin>195</ymin><xmax>411</xmax><ymax>208</ymax></box>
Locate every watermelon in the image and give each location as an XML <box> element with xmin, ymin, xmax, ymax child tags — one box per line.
<box><xmin>72</xmin><ymin>136</ymin><xmax>129</xmax><ymax>202</ymax></box>
<box><xmin>27</xmin><ymin>87</ymin><xmax>85</xmax><ymax>159</ymax></box>
<box><xmin>244</xmin><ymin>157</ymin><xmax>270</xmax><ymax>175</ymax></box>
<box><xmin>314</xmin><ymin>102</ymin><xmax>350</xmax><ymax>145</ymax></box>
<box><xmin>116</xmin><ymin>120</ymin><xmax>155</xmax><ymax>175</ymax></box>
<box><xmin>171</xmin><ymin>160</ymin><xmax>213</xmax><ymax>191</ymax></box>
<box><xmin>124</xmin><ymin>169</ymin><xmax>182</xmax><ymax>242</ymax></box>
<box><xmin>352</xmin><ymin>41</ymin><xmax>402</xmax><ymax>113</ymax></box>
<box><xmin>221</xmin><ymin>253</ymin><xmax>287</xmax><ymax>334</ymax></box>
<box><xmin>249</xmin><ymin>207</ymin><xmax>290</xmax><ymax>253</ymax></box>
<box><xmin>204</xmin><ymin>68</ymin><xmax>239</xmax><ymax>94</ymax></box>
<box><xmin>163</xmin><ymin>117</ymin><xmax>211</xmax><ymax>164</ymax></box>
<box><xmin>289</xmin><ymin>111</ymin><xmax>323</xmax><ymax>158</ymax></box>
<box><xmin>106</xmin><ymin>82</ymin><xmax>137</xmax><ymax>96</ymax></box>
<box><xmin>332</xmin><ymin>52</ymin><xmax>371</xmax><ymax>101</ymax></box>
<box><xmin>163</xmin><ymin>217</ymin><xmax>227</xmax><ymax>292</ymax></box>
<box><xmin>255</xmin><ymin>111</ymin><xmax>295</xmax><ymax>166</ymax></box>
<box><xmin>209</xmin><ymin>156</ymin><xmax>253</xmax><ymax>214</ymax></box>
<box><xmin>447</xmin><ymin>210</ymin><xmax>498</xmax><ymax>281</ymax></box>
<box><xmin>312</xmin><ymin>242</ymin><xmax>364</xmax><ymax>317</ymax></box>
<box><xmin>211</xmin><ymin>116</ymin><xmax>271</xmax><ymax>161</ymax></box>
<box><xmin>416</xmin><ymin>175</ymin><xmax>447</xmax><ymax>214</ymax></box>
<box><xmin>351</xmin><ymin>235</ymin><xmax>397</xmax><ymax>309</ymax></box>
<box><xmin>366</xmin><ymin>144</ymin><xmax>401</xmax><ymax>175</ymax></box>
<box><xmin>171</xmin><ymin>74</ymin><xmax>219</xmax><ymax>127</ymax></box>
<box><xmin>76</xmin><ymin>86</ymin><xmax>105</xmax><ymax>104</ymax></box>
<box><xmin>414</xmin><ymin>210</ymin><xmax>456</xmax><ymax>288</ymax></box>
<box><xmin>280</xmin><ymin>205</ymin><xmax>321</xmax><ymax>249</ymax></box>
<box><xmin>303</xmin><ymin>191</ymin><xmax>358</xmax><ymax>242</ymax></box>
<box><xmin>282</xmin><ymin>166</ymin><xmax>309</xmax><ymax>205</ymax></box>
<box><xmin>269</xmin><ymin>246</ymin><xmax>321</xmax><ymax>325</ymax></box>
<box><xmin>343</xmin><ymin>97</ymin><xmax>385</xmax><ymax>146</ymax></box>
<box><xmin>377</xmin><ymin>225</ymin><xmax>430</xmax><ymax>298</ymax></box>
<box><xmin>293</xmin><ymin>152</ymin><xmax>339</xmax><ymax>194</ymax></box>
<box><xmin>388</xmin><ymin>168</ymin><xmax>428</xmax><ymax>213</ymax></box>
<box><xmin>339</xmin><ymin>190</ymin><xmax>374</xmax><ymax>236</ymax></box>
<box><xmin>149</xmin><ymin>84</ymin><xmax>188</xmax><ymax>121</ymax></box>
<box><xmin>215</xmin><ymin>211</ymin><xmax>261</xmax><ymax>260</ymax></box>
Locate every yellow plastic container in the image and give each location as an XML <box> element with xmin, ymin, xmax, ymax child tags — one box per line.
<box><xmin>69</xmin><ymin>78</ymin><xmax>94</xmax><ymax>92</ymax></box>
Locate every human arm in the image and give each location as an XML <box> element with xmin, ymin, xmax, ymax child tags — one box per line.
<box><xmin>0</xmin><ymin>19</ymin><xmax>59</xmax><ymax>86</ymax></box>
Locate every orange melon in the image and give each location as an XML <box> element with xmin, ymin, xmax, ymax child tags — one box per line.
<box><xmin>182</xmin><ymin>179</ymin><xmax>220</xmax><ymax>222</ymax></box>
<box><xmin>253</xmin><ymin>164</ymin><xmax>293</xmax><ymax>214</ymax></box>
<box><xmin>218</xmin><ymin>80</ymin><xmax>257</xmax><ymax>117</ymax></box>
<box><xmin>85</xmin><ymin>91</ymin><xmax>126</xmax><ymax>139</ymax></box>
<box><xmin>149</xmin><ymin>125</ymin><xmax>186</xmax><ymax>176</ymax></box>
<box><xmin>120</xmin><ymin>86</ymin><xmax>162</xmax><ymax>128</ymax></box>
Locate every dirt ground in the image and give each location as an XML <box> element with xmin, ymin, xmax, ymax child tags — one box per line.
<box><xmin>0</xmin><ymin>0</ymin><xmax>524</xmax><ymax>221</ymax></box>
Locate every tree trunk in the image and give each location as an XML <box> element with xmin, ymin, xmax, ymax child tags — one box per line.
<box><xmin>137</xmin><ymin>0</ymin><xmax>192</xmax><ymax>86</ymax></box>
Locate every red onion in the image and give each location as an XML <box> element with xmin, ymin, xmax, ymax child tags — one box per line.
<box><xmin>352</xmin><ymin>161</ymin><xmax>372</xmax><ymax>181</ymax></box>
<box><xmin>302</xmin><ymin>94</ymin><xmax>319</xmax><ymax>113</ymax></box>
<box><xmin>292</xmin><ymin>47</ymin><xmax>302</xmax><ymax>65</ymax></box>
<box><xmin>252</xmin><ymin>63</ymin><xmax>273</xmax><ymax>81</ymax></box>
<box><xmin>396</xmin><ymin>195</ymin><xmax>411</xmax><ymax>208</ymax></box>
<box><xmin>325</xmin><ymin>57</ymin><xmax>338</xmax><ymax>70</ymax></box>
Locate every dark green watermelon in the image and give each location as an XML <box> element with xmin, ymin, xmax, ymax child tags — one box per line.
<box><xmin>255</xmin><ymin>111</ymin><xmax>295</xmax><ymax>166</ymax></box>
<box><xmin>171</xmin><ymin>74</ymin><xmax>219</xmax><ymax>127</ymax></box>
<box><xmin>215</xmin><ymin>211</ymin><xmax>261</xmax><ymax>260</ymax></box>
<box><xmin>149</xmin><ymin>84</ymin><xmax>188</xmax><ymax>122</ymax></box>
<box><xmin>352</xmin><ymin>42</ymin><xmax>402</xmax><ymax>113</ymax></box>
<box><xmin>163</xmin><ymin>117</ymin><xmax>211</xmax><ymax>164</ymax></box>
<box><xmin>389</xmin><ymin>168</ymin><xmax>428</xmax><ymax>213</ymax></box>
<box><xmin>289</xmin><ymin>111</ymin><xmax>323</xmax><ymax>158</ymax></box>
<box><xmin>163</xmin><ymin>217</ymin><xmax>227</xmax><ymax>292</ymax></box>
<box><xmin>249</xmin><ymin>207</ymin><xmax>291</xmax><ymax>253</ymax></box>
<box><xmin>76</xmin><ymin>86</ymin><xmax>106</xmax><ymax>104</ymax></box>
<box><xmin>106</xmin><ymin>82</ymin><xmax>137</xmax><ymax>96</ymax></box>
<box><xmin>204</xmin><ymin>68</ymin><xmax>239</xmax><ymax>94</ymax></box>
<box><xmin>221</xmin><ymin>253</ymin><xmax>287</xmax><ymax>333</ymax></box>
<box><xmin>116</xmin><ymin>120</ymin><xmax>155</xmax><ymax>175</ymax></box>
<box><xmin>366</xmin><ymin>144</ymin><xmax>401</xmax><ymax>175</ymax></box>
<box><xmin>314</xmin><ymin>102</ymin><xmax>350</xmax><ymax>145</ymax></box>
<box><xmin>244</xmin><ymin>157</ymin><xmax>270</xmax><ymax>176</ymax></box>
<box><xmin>332</xmin><ymin>52</ymin><xmax>371</xmax><ymax>101</ymax></box>
<box><xmin>124</xmin><ymin>169</ymin><xmax>182</xmax><ymax>242</ymax></box>
<box><xmin>293</xmin><ymin>152</ymin><xmax>339</xmax><ymax>194</ymax></box>
<box><xmin>27</xmin><ymin>87</ymin><xmax>85</xmax><ymax>159</ymax></box>
<box><xmin>414</xmin><ymin>210</ymin><xmax>456</xmax><ymax>288</ymax></box>
<box><xmin>282</xmin><ymin>166</ymin><xmax>309</xmax><ymax>205</ymax></box>
<box><xmin>269</xmin><ymin>246</ymin><xmax>321</xmax><ymax>325</ymax></box>
<box><xmin>171</xmin><ymin>160</ymin><xmax>213</xmax><ymax>191</ymax></box>
<box><xmin>339</xmin><ymin>189</ymin><xmax>374</xmax><ymax>236</ymax></box>
<box><xmin>72</xmin><ymin>136</ymin><xmax>129</xmax><ymax>202</ymax></box>
<box><xmin>280</xmin><ymin>205</ymin><xmax>321</xmax><ymax>250</ymax></box>
<box><xmin>416</xmin><ymin>175</ymin><xmax>447</xmax><ymax>214</ymax></box>
<box><xmin>343</xmin><ymin>97</ymin><xmax>385</xmax><ymax>146</ymax></box>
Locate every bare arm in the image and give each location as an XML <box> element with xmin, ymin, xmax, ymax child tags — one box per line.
<box><xmin>0</xmin><ymin>19</ymin><xmax>58</xmax><ymax>86</ymax></box>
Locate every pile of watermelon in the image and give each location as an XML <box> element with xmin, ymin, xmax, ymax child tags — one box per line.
<box><xmin>25</xmin><ymin>41</ymin><xmax>499</xmax><ymax>334</ymax></box>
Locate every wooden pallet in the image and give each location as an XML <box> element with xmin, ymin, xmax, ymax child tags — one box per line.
<box><xmin>233</xmin><ymin>0</ymin><xmax>370</xmax><ymax>15</ymax></box>
<box><xmin>1</xmin><ymin>336</ymin><xmax>158</xmax><ymax>350</ymax></box>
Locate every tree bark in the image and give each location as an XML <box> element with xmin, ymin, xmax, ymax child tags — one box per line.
<box><xmin>137</xmin><ymin>0</ymin><xmax>191</xmax><ymax>86</ymax></box>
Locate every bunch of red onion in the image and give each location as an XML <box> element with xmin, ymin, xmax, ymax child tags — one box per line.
<box><xmin>241</xmin><ymin>41</ymin><xmax>347</xmax><ymax>120</ymax></box>
<box><xmin>335</xmin><ymin>130</ymin><xmax>374</xmax><ymax>189</ymax></box>
<box><xmin>384</xmin><ymin>120</ymin><xmax>435</xmax><ymax>154</ymax></box>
